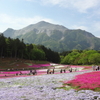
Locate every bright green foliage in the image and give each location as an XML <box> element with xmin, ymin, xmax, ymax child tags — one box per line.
<box><xmin>61</xmin><ymin>50</ymin><xmax>100</xmax><ymax>65</ymax></box>
<box><xmin>88</xmin><ymin>53</ymin><xmax>100</xmax><ymax>64</ymax></box>
<box><xmin>61</xmin><ymin>50</ymin><xmax>80</xmax><ymax>64</ymax></box>
<box><xmin>78</xmin><ymin>50</ymin><xmax>97</xmax><ymax>65</ymax></box>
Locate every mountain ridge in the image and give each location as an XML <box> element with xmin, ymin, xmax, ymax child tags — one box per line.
<box><xmin>3</xmin><ymin>21</ymin><xmax>68</xmax><ymax>38</ymax></box>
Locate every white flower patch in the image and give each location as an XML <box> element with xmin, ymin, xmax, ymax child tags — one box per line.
<box><xmin>54</xmin><ymin>65</ymin><xmax>64</xmax><ymax>68</ymax></box>
<box><xmin>78</xmin><ymin>67</ymin><xmax>84</xmax><ymax>71</ymax></box>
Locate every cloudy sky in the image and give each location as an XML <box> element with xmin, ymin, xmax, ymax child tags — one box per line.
<box><xmin>0</xmin><ymin>0</ymin><xmax>100</xmax><ymax>37</ymax></box>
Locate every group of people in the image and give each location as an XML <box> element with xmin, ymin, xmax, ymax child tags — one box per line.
<box><xmin>60</xmin><ymin>69</ymin><xmax>66</xmax><ymax>73</ymax></box>
<box><xmin>29</xmin><ymin>70</ymin><xmax>37</xmax><ymax>75</ymax></box>
<box><xmin>47</xmin><ymin>69</ymin><xmax>55</xmax><ymax>74</ymax></box>
<box><xmin>92</xmin><ymin>65</ymin><xmax>100</xmax><ymax>71</ymax></box>
<box><xmin>47</xmin><ymin>65</ymin><xmax>79</xmax><ymax>74</ymax></box>
<box><xmin>47</xmin><ymin>68</ymin><xmax>74</xmax><ymax>74</ymax></box>
<box><xmin>15</xmin><ymin>70</ymin><xmax>37</xmax><ymax>76</ymax></box>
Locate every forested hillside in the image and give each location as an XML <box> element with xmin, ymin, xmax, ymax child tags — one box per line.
<box><xmin>0</xmin><ymin>33</ymin><xmax>60</xmax><ymax>63</ymax></box>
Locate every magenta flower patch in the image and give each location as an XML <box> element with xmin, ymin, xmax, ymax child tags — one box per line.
<box><xmin>63</xmin><ymin>71</ymin><xmax>100</xmax><ymax>91</ymax></box>
<box><xmin>29</xmin><ymin>63</ymin><xmax>50</xmax><ymax>68</ymax></box>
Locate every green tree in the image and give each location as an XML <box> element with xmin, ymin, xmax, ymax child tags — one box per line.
<box><xmin>61</xmin><ymin>50</ymin><xmax>80</xmax><ymax>64</ymax></box>
<box><xmin>33</xmin><ymin>48</ymin><xmax>46</xmax><ymax>60</ymax></box>
<box><xmin>78</xmin><ymin>50</ymin><xmax>97</xmax><ymax>65</ymax></box>
<box><xmin>88</xmin><ymin>53</ymin><xmax>100</xmax><ymax>64</ymax></box>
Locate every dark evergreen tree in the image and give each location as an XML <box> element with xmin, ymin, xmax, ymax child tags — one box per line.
<box><xmin>38</xmin><ymin>45</ymin><xmax>60</xmax><ymax>63</ymax></box>
<box><xmin>18</xmin><ymin>39</ymin><xmax>26</xmax><ymax>59</ymax></box>
<box><xmin>26</xmin><ymin>44</ymin><xmax>34</xmax><ymax>60</ymax></box>
<box><xmin>6</xmin><ymin>37</ymin><xmax>14</xmax><ymax>57</ymax></box>
<box><xmin>12</xmin><ymin>38</ymin><xmax>20</xmax><ymax>58</ymax></box>
<box><xmin>0</xmin><ymin>33</ymin><xmax>6</xmax><ymax>57</ymax></box>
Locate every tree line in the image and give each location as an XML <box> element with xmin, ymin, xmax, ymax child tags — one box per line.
<box><xmin>60</xmin><ymin>49</ymin><xmax>100</xmax><ymax>65</ymax></box>
<box><xmin>0</xmin><ymin>33</ymin><xmax>60</xmax><ymax>63</ymax></box>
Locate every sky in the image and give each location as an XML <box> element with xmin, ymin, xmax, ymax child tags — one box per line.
<box><xmin>0</xmin><ymin>0</ymin><xmax>100</xmax><ymax>37</ymax></box>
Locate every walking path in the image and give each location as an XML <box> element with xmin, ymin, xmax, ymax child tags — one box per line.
<box><xmin>0</xmin><ymin>64</ymin><xmax>91</xmax><ymax>79</ymax></box>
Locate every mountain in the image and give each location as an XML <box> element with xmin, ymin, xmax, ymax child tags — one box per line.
<box><xmin>3</xmin><ymin>21</ymin><xmax>100</xmax><ymax>52</ymax></box>
<box><xmin>3</xmin><ymin>28</ymin><xmax>16</xmax><ymax>37</ymax></box>
<box><xmin>3</xmin><ymin>21</ymin><xmax>68</xmax><ymax>38</ymax></box>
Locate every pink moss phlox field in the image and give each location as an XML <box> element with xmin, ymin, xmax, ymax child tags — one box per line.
<box><xmin>2</xmin><ymin>71</ymin><xmax>30</xmax><ymax>74</ymax></box>
<box><xmin>29</xmin><ymin>63</ymin><xmax>50</xmax><ymax>68</ymax></box>
<box><xmin>64</xmin><ymin>71</ymin><xmax>100</xmax><ymax>91</ymax></box>
<box><xmin>0</xmin><ymin>64</ymin><xmax>50</xmax><ymax>78</ymax></box>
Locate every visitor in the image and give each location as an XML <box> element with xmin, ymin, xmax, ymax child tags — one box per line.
<box><xmin>16</xmin><ymin>73</ymin><xmax>18</xmax><ymax>76</ymax></box>
<box><xmin>19</xmin><ymin>71</ymin><xmax>22</xmax><ymax>75</ymax></box>
<box><xmin>30</xmin><ymin>70</ymin><xmax>32</xmax><ymax>74</ymax></box>
<box><xmin>47</xmin><ymin>69</ymin><xmax>49</xmax><ymax>74</ymax></box>
<box><xmin>92</xmin><ymin>65</ymin><xmax>95</xmax><ymax>71</ymax></box>
<box><xmin>50</xmin><ymin>70</ymin><xmax>52</xmax><ymax>74</ymax></box>
<box><xmin>34</xmin><ymin>70</ymin><xmax>37</xmax><ymax>75</ymax></box>
<box><xmin>75</xmin><ymin>68</ymin><xmax>77</xmax><ymax>72</ymax></box>
<box><xmin>69</xmin><ymin>68</ymin><xmax>72</xmax><ymax>72</ymax></box>
<box><xmin>95</xmin><ymin>65</ymin><xmax>98</xmax><ymax>71</ymax></box>
<box><xmin>98</xmin><ymin>66</ymin><xmax>100</xmax><ymax>70</ymax></box>
<box><xmin>32</xmin><ymin>71</ymin><xmax>35</xmax><ymax>75</ymax></box>
<box><xmin>53</xmin><ymin>69</ymin><xmax>55</xmax><ymax>74</ymax></box>
<box><xmin>49</xmin><ymin>69</ymin><xmax>53</xmax><ymax>74</ymax></box>
<box><xmin>60</xmin><ymin>69</ymin><xmax>62</xmax><ymax>73</ymax></box>
<box><xmin>64</xmin><ymin>69</ymin><xmax>66</xmax><ymax>73</ymax></box>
